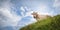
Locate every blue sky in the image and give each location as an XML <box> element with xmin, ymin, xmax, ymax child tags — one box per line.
<box><xmin>0</xmin><ymin>0</ymin><xmax>60</xmax><ymax>30</ymax></box>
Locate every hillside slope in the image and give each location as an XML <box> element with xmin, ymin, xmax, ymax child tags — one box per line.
<box><xmin>20</xmin><ymin>15</ymin><xmax>60</xmax><ymax>30</ymax></box>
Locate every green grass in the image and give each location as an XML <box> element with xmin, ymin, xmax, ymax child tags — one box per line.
<box><xmin>20</xmin><ymin>15</ymin><xmax>60</xmax><ymax>30</ymax></box>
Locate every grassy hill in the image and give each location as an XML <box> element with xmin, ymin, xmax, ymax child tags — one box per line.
<box><xmin>20</xmin><ymin>15</ymin><xmax>60</xmax><ymax>30</ymax></box>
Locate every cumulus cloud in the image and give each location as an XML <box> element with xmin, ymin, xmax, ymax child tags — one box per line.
<box><xmin>20</xmin><ymin>7</ymin><xmax>25</xmax><ymax>12</ymax></box>
<box><xmin>52</xmin><ymin>0</ymin><xmax>60</xmax><ymax>15</ymax></box>
<box><xmin>20</xmin><ymin>6</ymin><xmax>33</xmax><ymax>17</ymax></box>
<box><xmin>0</xmin><ymin>0</ymin><xmax>21</xmax><ymax>27</ymax></box>
<box><xmin>0</xmin><ymin>0</ymin><xmax>36</xmax><ymax>28</ymax></box>
<box><xmin>20</xmin><ymin>6</ymin><xmax>36</xmax><ymax>18</ymax></box>
<box><xmin>53</xmin><ymin>0</ymin><xmax>60</xmax><ymax>7</ymax></box>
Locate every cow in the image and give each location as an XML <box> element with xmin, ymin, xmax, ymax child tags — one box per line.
<box><xmin>31</xmin><ymin>12</ymin><xmax>50</xmax><ymax>21</ymax></box>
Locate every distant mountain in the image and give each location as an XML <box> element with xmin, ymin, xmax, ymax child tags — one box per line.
<box><xmin>20</xmin><ymin>15</ymin><xmax>60</xmax><ymax>30</ymax></box>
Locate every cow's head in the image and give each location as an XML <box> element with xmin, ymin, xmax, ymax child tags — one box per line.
<box><xmin>31</xmin><ymin>12</ymin><xmax>38</xmax><ymax>19</ymax></box>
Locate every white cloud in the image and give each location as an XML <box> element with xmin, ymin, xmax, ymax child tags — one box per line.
<box><xmin>0</xmin><ymin>0</ymin><xmax>21</xmax><ymax>27</ymax></box>
<box><xmin>24</xmin><ymin>6</ymin><xmax>31</xmax><ymax>12</ymax></box>
<box><xmin>20</xmin><ymin>6</ymin><xmax>33</xmax><ymax>17</ymax></box>
<box><xmin>20</xmin><ymin>6</ymin><xmax>35</xmax><ymax>18</ymax></box>
<box><xmin>53</xmin><ymin>0</ymin><xmax>60</xmax><ymax>15</ymax></box>
<box><xmin>20</xmin><ymin>7</ymin><xmax>25</xmax><ymax>12</ymax></box>
<box><xmin>53</xmin><ymin>0</ymin><xmax>60</xmax><ymax>7</ymax></box>
<box><xmin>0</xmin><ymin>8</ymin><xmax>21</xmax><ymax>27</ymax></box>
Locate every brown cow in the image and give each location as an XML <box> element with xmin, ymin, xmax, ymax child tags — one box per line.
<box><xmin>32</xmin><ymin>12</ymin><xmax>49</xmax><ymax>21</ymax></box>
